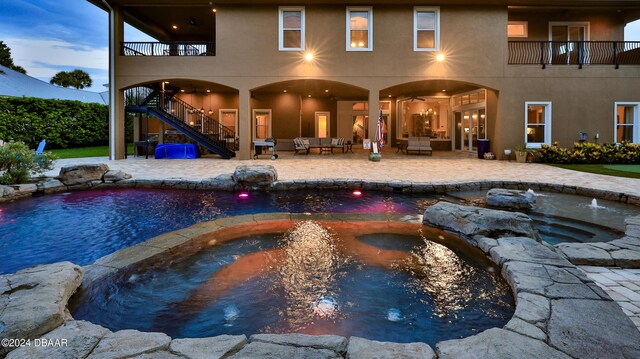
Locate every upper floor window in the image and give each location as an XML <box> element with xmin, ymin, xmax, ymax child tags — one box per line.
<box><xmin>279</xmin><ymin>7</ymin><xmax>305</xmax><ymax>51</ymax></box>
<box><xmin>525</xmin><ymin>102</ymin><xmax>552</xmax><ymax>148</ymax></box>
<box><xmin>347</xmin><ymin>7</ymin><xmax>372</xmax><ymax>51</ymax></box>
<box><xmin>414</xmin><ymin>7</ymin><xmax>440</xmax><ymax>51</ymax></box>
<box><xmin>508</xmin><ymin>21</ymin><xmax>528</xmax><ymax>38</ymax></box>
<box><xmin>615</xmin><ymin>102</ymin><xmax>639</xmax><ymax>143</ymax></box>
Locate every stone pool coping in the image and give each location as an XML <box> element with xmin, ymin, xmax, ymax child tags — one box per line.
<box><xmin>3</xmin><ymin>211</ymin><xmax>640</xmax><ymax>358</ymax></box>
<box><xmin>3</xmin><ymin>175</ymin><xmax>640</xmax><ymax>207</ymax></box>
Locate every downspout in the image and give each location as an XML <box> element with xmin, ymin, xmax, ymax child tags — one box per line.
<box><xmin>102</xmin><ymin>0</ymin><xmax>117</xmax><ymax>160</ymax></box>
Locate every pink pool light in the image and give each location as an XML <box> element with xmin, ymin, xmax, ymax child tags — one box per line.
<box><xmin>238</xmin><ymin>192</ymin><xmax>250</xmax><ymax>199</ymax></box>
<box><xmin>352</xmin><ymin>190</ymin><xmax>363</xmax><ymax>197</ymax></box>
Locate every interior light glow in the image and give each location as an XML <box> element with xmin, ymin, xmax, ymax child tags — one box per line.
<box><xmin>304</xmin><ymin>52</ymin><xmax>314</xmax><ymax>61</ymax></box>
<box><xmin>172</xmin><ymin>25</ymin><xmax>178</xmax><ymax>30</ymax></box>
<box><xmin>436</xmin><ymin>53</ymin><xmax>445</xmax><ymax>62</ymax></box>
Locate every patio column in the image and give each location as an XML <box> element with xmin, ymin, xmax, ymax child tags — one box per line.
<box><xmin>237</xmin><ymin>88</ymin><xmax>252</xmax><ymax>160</ymax></box>
<box><xmin>108</xmin><ymin>6</ymin><xmax>125</xmax><ymax>160</ymax></box>
<box><xmin>368</xmin><ymin>88</ymin><xmax>381</xmax><ymax>143</ymax></box>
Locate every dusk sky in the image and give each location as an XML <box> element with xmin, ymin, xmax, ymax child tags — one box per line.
<box><xmin>1</xmin><ymin>0</ymin><xmax>640</xmax><ymax>93</ymax></box>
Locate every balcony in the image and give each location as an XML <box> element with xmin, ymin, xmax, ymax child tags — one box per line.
<box><xmin>121</xmin><ymin>42</ymin><xmax>216</xmax><ymax>56</ymax></box>
<box><xmin>508</xmin><ymin>41</ymin><xmax>640</xmax><ymax>68</ymax></box>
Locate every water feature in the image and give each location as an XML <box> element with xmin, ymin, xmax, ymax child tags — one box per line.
<box><xmin>589</xmin><ymin>198</ymin><xmax>605</xmax><ymax>209</ymax></box>
<box><xmin>69</xmin><ymin>220</ymin><xmax>514</xmax><ymax>345</ymax></box>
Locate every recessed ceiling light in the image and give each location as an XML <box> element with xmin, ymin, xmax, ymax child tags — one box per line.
<box><xmin>172</xmin><ymin>25</ymin><xmax>178</xmax><ymax>30</ymax></box>
<box><xmin>324</xmin><ymin>89</ymin><xmax>329</xmax><ymax>93</ymax></box>
<box><xmin>308</xmin><ymin>95</ymin><xmax>311</xmax><ymax>98</ymax></box>
<box><xmin>388</xmin><ymin>95</ymin><xmax>392</xmax><ymax>97</ymax></box>
<box><xmin>206</xmin><ymin>89</ymin><xmax>211</xmax><ymax>93</ymax></box>
<box><xmin>283</xmin><ymin>90</ymin><xmax>287</xmax><ymax>93</ymax></box>
<box><xmin>212</xmin><ymin>9</ymin><xmax>217</xmax><ymax>13</ymax></box>
<box><xmin>442</xmin><ymin>89</ymin><xmax>447</xmax><ymax>92</ymax></box>
<box><xmin>180</xmin><ymin>89</ymin><xmax>185</xmax><ymax>92</ymax></box>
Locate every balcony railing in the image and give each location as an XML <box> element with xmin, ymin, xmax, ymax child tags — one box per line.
<box><xmin>121</xmin><ymin>42</ymin><xmax>216</xmax><ymax>56</ymax></box>
<box><xmin>508</xmin><ymin>41</ymin><xmax>640</xmax><ymax>68</ymax></box>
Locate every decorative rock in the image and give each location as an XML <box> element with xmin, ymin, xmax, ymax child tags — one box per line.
<box><xmin>548</xmin><ymin>299</ymin><xmax>640</xmax><ymax>359</ymax></box>
<box><xmin>232</xmin><ymin>165</ymin><xmax>277</xmax><ymax>188</ymax></box>
<box><xmin>486</xmin><ymin>188</ymin><xmax>535</xmax><ymax>210</ymax></box>
<box><xmin>87</xmin><ymin>329</ymin><xmax>171</xmax><ymax>359</ymax></box>
<box><xmin>58</xmin><ymin>164</ymin><xmax>109</xmax><ymax>186</ymax></box>
<box><xmin>0</xmin><ymin>262</ymin><xmax>83</xmax><ymax>357</ymax></box>
<box><xmin>610</xmin><ymin>249</ymin><xmax>640</xmax><ymax>268</ymax></box>
<box><xmin>250</xmin><ymin>333</ymin><xmax>347</xmax><ymax>353</ymax></box>
<box><xmin>423</xmin><ymin>202</ymin><xmax>540</xmax><ymax>241</ymax></box>
<box><xmin>103</xmin><ymin>170</ymin><xmax>131</xmax><ymax>182</ymax></box>
<box><xmin>502</xmin><ymin>261</ymin><xmax>553</xmax><ymax>295</ymax></box>
<box><xmin>170</xmin><ymin>335</ymin><xmax>247</xmax><ymax>359</ymax></box>
<box><xmin>513</xmin><ymin>292</ymin><xmax>550</xmax><ymax>325</ymax></box>
<box><xmin>40</xmin><ymin>178</ymin><xmax>66</xmax><ymax>193</ymax></box>
<box><xmin>0</xmin><ymin>185</ymin><xmax>14</xmax><ymax>197</ymax></box>
<box><xmin>555</xmin><ymin>243</ymin><xmax>614</xmax><ymax>266</ymax></box>
<box><xmin>504</xmin><ymin>317</ymin><xmax>547</xmax><ymax>341</ymax></box>
<box><xmin>436</xmin><ymin>328</ymin><xmax>570</xmax><ymax>359</ymax></box>
<box><xmin>491</xmin><ymin>237</ymin><xmax>572</xmax><ymax>267</ymax></box>
<box><xmin>228</xmin><ymin>342</ymin><xmax>339</xmax><ymax>359</ymax></box>
<box><xmin>346</xmin><ymin>337</ymin><xmax>435</xmax><ymax>359</ymax></box>
<box><xmin>129</xmin><ymin>351</ymin><xmax>183</xmax><ymax>359</ymax></box>
<box><xmin>6</xmin><ymin>320</ymin><xmax>111</xmax><ymax>359</ymax></box>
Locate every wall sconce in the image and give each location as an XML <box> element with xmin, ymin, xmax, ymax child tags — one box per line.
<box><xmin>304</xmin><ymin>52</ymin><xmax>314</xmax><ymax>61</ymax></box>
<box><xmin>208</xmin><ymin>109</ymin><xmax>213</xmax><ymax>115</ymax></box>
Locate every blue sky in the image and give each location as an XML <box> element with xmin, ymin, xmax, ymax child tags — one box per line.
<box><xmin>0</xmin><ymin>0</ymin><xmax>152</xmax><ymax>92</ymax></box>
<box><xmin>1</xmin><ymin>0</ymin><xmax>640</xmax><ymax>93</ymax></box>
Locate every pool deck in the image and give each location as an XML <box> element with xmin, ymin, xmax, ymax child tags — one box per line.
<box><xmin>46</xmin><ymin>150</ymin><xmax>640</xmax><ymax>331</ymax></box>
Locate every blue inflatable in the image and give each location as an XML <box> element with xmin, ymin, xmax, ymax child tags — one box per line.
<box><xmin>155</xmin><ymin>144</ymin><xmax>200</xmax><ymax>159</ymax></box>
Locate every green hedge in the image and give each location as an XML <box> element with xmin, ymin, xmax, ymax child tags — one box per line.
<box><xmin>539</xmin><ymin>142</ymin><xmax>640</xmax><ymax>164</ymax></box>
<box><xmin>0</xmin><ymin>97</ymin><xmax>110</xmax><ymax>149</ymax></box>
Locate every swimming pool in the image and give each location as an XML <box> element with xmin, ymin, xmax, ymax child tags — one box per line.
<box><xmin>1</xmin><ymin>188</ymin><xmax>636</xmax><ymax>274</ymax></box>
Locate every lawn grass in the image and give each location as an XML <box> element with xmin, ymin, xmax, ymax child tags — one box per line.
<box><xmin>49</xmin><ymin>144</ymin><xmax>134</xmax><ymax>159</ymax></box>
<box><xmin>549</xmin><ymin>164</ymin><xmax>640</xmax><ymax>179</ymax></box>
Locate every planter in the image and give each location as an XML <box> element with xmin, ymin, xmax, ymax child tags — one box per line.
<box><xmin>515</xmin><ymin>151</ymin><xmax>527</xmax><ymax>163</ymax></box>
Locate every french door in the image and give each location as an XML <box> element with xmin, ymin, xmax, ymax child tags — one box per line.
<box><xmin>549</xmin><ymin>22</ymin><xmax>589</xmax><ymax>65</ymax></box>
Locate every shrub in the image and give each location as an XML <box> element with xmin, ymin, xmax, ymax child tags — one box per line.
<box><xmin>539</xmin><ymin>142</ymin><xmax>640</xmax><ymax>164</ymax></box>
<box><xmin>0</xmin><ymin>141</ymin><xmax>56</xmax><ymax>185</ymax></box>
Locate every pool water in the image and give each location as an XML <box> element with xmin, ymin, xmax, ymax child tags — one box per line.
<box><xmin>0</xmin><ymin>189</ymin><xmax>434</xmax><ymax>274</ymax></box>
<box><xmin>2</xmin><ymin>188</ymin><xmax>638</xmax><ymax>274</ymax></box>
<box><xmin>70</xmin><ymin>221</ymin><xmax>514</xmax><ymax>345</ymax></box>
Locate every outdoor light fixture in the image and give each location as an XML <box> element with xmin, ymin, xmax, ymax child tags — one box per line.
<box><xmin>352</xmin><ymin>190</ymin><xmax>363</xmax><ymax>196</ymax></box>
<box><xmin>436</xmin><ymin>53</ymin><xmax>445</xmax><ymax>62</ymax></box>
<box><xmin>304</xmin><ymin>52</ymin><xmax>314</xmax><ymax>61</ymax></box>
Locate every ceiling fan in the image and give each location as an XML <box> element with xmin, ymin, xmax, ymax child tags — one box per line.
<box><xmin>408</xmin><ymin>96</ymin><xmax>426</xmax><ymax>102</ymax></box>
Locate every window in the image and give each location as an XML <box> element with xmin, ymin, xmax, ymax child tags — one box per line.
<box><xmin>525</xmin><ymin>102</ymin><xmax>552</xmax><ymax>148</ymax></box>
<box><xmin>347</xmin><ymin>7</ymin><xmax>372</xmax><ymax>51</ymax></box>
<box><xmin>508</xmin><ymin>21</ymin><xmax>528</xmax><ymax>38</ymax></box>
<box><xmin>414</xmin><ymin>7</ymin><xmax>439</xmax><ymax>51</ymax></box>
<box><xmin>615</xmin><ymin>103</ymin><xmax>639</xmax><ymax>143</ymax></box>
<box><xmin>279</xmin><ymin>7</ymin><xmax>305</xmax><ymax>51</ymax></box>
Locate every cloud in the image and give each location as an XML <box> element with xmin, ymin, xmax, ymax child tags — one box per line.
<box><xmin>4</xmin><ymin>37</ymin><xmax>108</xmax><ymax>92</ymax></box>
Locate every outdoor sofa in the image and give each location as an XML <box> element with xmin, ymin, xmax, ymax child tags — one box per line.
<box><xmin>406</xmin><ymin>136</ymin><xmax>433</xmax><ymax>155</ymax></box>
<box><xmin>294</xmin><ymin>137</ymin><xmax>345</xmax><ymax>154</ymax></box>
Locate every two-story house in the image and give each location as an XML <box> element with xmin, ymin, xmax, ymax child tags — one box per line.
<box><xmin>89</xmin><ymin>0</ymin><xmax>640</xmax><ymax>161</ymax></box>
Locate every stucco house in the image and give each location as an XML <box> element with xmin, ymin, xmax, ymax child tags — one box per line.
<box><xmin>89</xmin><ymin>0</ymin><xmax>640</xmax><ymax>160</ymax></box>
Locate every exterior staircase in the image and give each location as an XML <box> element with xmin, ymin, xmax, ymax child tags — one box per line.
<box><xmin>126</xmin><ymin>86</ymin><xmax>236</xmax><ymax>159</ymax></box>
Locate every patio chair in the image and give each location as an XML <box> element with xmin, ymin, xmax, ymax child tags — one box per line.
<box><xmin>293</xmin><ymin>138</ymin><xmax>310</xmax><ymax>155</ymax></box>
<box><xmin>330</xmin><ymin>138</ymin><xmax>345</xmax><ymax>153</ymax></box>
<box><xmin>406</xmin><ymin>137</ymin><xmax>432</xmax><ymax>156</ymax></box>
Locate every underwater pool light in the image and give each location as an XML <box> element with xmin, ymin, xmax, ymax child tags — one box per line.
<box><xmin>352</xmin><ymin>190</ymin><xmax>363</xmax><ymax>197</ymax></box>
<box><xmin>238</xmin><ymin>192</ymin><xmax>249</xmax><ymax>199</ymax></box>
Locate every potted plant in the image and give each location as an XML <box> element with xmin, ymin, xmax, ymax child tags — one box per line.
<box><xmin>514</xmin><ymin>144</ymin><xmax>528</xmax><ymax>163</ymax></box>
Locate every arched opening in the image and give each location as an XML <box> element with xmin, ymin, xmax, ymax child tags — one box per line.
<box><xmin>250</xmin><ymin>80</ymin><xmax>368</xmax><ymax>151</ymax></box>
<box><xmin>381</xmin><ymin>80</ymin><xmax>498</xmax><ymax>153</ymax></box>
<box><xmin>124</xmin><ymin>79</ymin><xmax>239</xmax><ymax>159</ymax></box>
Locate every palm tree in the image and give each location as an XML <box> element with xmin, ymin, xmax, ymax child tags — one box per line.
<box><xmin>50</xmin><ymin>69</ymin><xmax>93</xmax><ymax>89</ymax></box>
